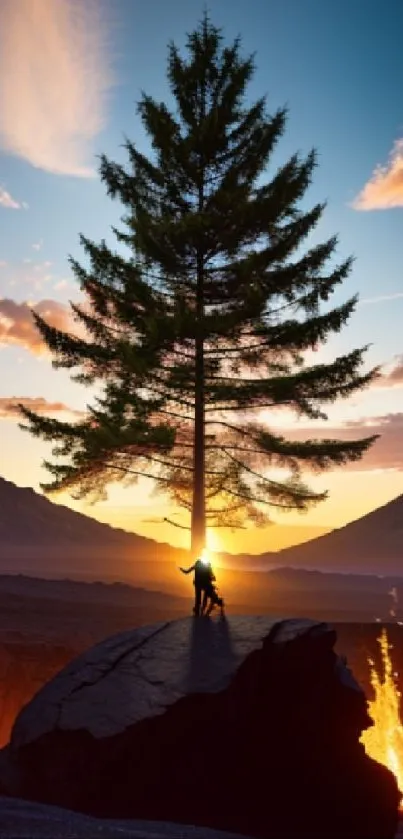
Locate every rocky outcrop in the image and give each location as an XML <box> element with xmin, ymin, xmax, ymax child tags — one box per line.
<box><xmin>0</xmin><ymin>796</ymin><xmax>252</xmax><ymax>839</ymax></box>
<box><xmin>0</xmin><ymin>616</ymin><xmax>399</xmax><ymax>839</ymax></box>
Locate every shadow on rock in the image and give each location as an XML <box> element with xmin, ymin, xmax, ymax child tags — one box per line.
<box><xmin>187</xmin><ymin>616</ymin><xmax>236</xmax><ymax>693</ymax></box>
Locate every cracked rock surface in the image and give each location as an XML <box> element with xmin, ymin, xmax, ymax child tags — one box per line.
<box><xmin>0</xmin><ymin>616</ymin><xmax>400</xmax><ymax>839</ymax></box>
<box><xmin>0</xmin><ymin>796</ymin><xmax>252</xmax><ymax>839</ymax></box>
<box><xmin>11</xmin><ymin>616</ymin><xmax>283</xmax><ymax>745</ymax></box>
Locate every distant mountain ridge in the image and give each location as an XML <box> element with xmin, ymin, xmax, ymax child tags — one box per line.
<box><xmin>0</xmin><ymin>477</ymin><xmax>187</xmax><ymax>576</ymax></box>
<box><xmin>268</xmin><ymin>493</ymin><xmax>403</xmax><ymax>574</ymax></box>
<box><xmin>0</xmin><ymin>476</ymin><xmax>402</xmax><ymax>576</ymax></box>
<box><xmin>0</xmin><ymin>477</ymin><xmax>150</xmax><ymax>547</ymax></box>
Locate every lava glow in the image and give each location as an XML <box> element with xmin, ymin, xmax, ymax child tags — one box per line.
<box><xmin>360</xmin><ymin>629</ymin><xmax>403</xmax><ymax>805</ymax></box>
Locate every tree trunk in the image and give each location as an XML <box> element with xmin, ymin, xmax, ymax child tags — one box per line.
<box><xmin>191</xmin><ymin>77</ymin><xmax>206</xmax><ymax>560</ymax></box>
<box><xmin>191</xmin><ymin>249</ymin><xmax>206</xmax><ymax>559</ymax></box>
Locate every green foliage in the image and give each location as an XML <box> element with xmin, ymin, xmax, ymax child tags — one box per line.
<box><xmin>20</xmin><ymin>13</ymin><xmax>378</xmax><ymax>538</ymax></box>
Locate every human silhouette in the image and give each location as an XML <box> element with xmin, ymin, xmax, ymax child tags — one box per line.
<box><xmin>179</xmin><ymin>557</ymin><xmax>225</xmax><ymax>617</ymax></box>
<box><xmin>179</xmin><ymin>556</ymin><xmax>216</xmax><ymax>616</ymax></box>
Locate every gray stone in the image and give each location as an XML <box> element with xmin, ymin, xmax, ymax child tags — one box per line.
<box><xmin>11</xmin><ymin>616</ymin><xmax>312</xmax><ymax>746</ymax></box>
<box><xmin>1</xmin><ymin>616</ymin><xmax>399</xmax><ymax>839</ymax></box>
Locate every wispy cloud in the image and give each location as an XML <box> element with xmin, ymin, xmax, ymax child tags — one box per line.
<box><xmin>0</xmin><ymin>261</ymin><xmax>74</xmax><ymax>296</ymax></box>
<box><xmin>0</xmin><ymin>0</ymin><xmax>114</xmax><ymax>177</ymax></box>
<box><xmin>359</xmin><ymin>292</ymin><xmax>403</xmax><ymax>306</ymax></box>
<box><xmin>273</xmin><ymin>413</ymin><xmax>403</xmax><ymax>472</ymax></box>
<box><xmin>0</xmin><ymin>396</ymin><xmax>84</xmax><ymax>421</ymax></box>
<box><xmin>54</xmin><ymin>279</ymin><xmax>69</xmax><ymax>291</ymax></box>
<box><xmin>0</xmin><ymin>186</ymin><xmax>24</xmax><ymax>209</ymax></box>
<box><xmin>32</xmin><ymin>240</ymin><xmax>43</xmax><ymax>251</ymax></box>
<box><xmin>379</xmin><ymin>356</ymin><xmax>403</xmax><ymax>389</ymax></box>
<box><xmin>0</xmin><ymin>297</ymin><xmax>73</xmax><ymax>354</ymax></box>
<box><xmin>352</xmin><ymin>139</ymin><xmax>403</xmax><ymax>210</ymax></box>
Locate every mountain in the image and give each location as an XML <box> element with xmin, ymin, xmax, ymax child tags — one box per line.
<box><xmin>1</xmin><ymin>476</ymin><xmax>403</xmax><ymax>578</ymax></box>
<box><xmin>0</xmin><ymin>477</ymin><xmax>187</xmax><ymax>577</ymax></box>
<box><xmin>269</xmin><ymin>494</ymin><xmax>403</xmax><ymax>575</ymax></box>
<box><xmin>0</xmin><ymin>477</ymin><xmax>167</xmax><ymax>548</ymax></box>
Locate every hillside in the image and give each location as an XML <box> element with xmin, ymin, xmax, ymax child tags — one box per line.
<box><xmin>271</xmin><ymin>493</ymin><xmax>403</xmax><ymax>575</ymax></box>
<box><xmin>0</xmin><ymin>477</ymin><xmax>157</xmax><ymax>548</ymax></box>
<box><xmin>0</xmin><ymin>477</ymin><xmax>187</xmax><ymax>577</ymax></box>
<box><xmin>1</xmin><ymin>476</ymin><xmax>403</xmax><ymax>578</ymax></box>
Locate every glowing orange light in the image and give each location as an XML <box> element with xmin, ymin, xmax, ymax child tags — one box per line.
<box><xmin>360</xmin><ymin>628</ymin><xmax>403</xmax><ymax>807</ymax></box>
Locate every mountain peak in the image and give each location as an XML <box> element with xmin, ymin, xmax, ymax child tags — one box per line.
<box><xmin>0</xmin><ymin>476</ymin><xmax>139</xmax><ymax>547</ymax></box>
<box><xmin>274</xmin><ymin>493</ymin><xmax>403</xmax><ymax>574</ymax></box>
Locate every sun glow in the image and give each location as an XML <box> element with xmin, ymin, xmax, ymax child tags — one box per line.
<box><xmin>206</xmin><ymin>530</ymin><xmax>224</xmax><ymax>555</ymax></box>
<box><xmin>199</xmin><ymin>547</ymin><xmax>211</xmax><ymax>565</ymax></box>
<box><xmin>360</xmin><ymin>629</ymin><xmax>403</xmax><ymax>806</ymax></box>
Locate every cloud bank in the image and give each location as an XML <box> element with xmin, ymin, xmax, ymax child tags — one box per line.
<box><xmin>0</xmin><ymin>298</ymin><xmax>72</xmax><ymax>354</ymax></box>
<box><xmin>353</xmin><ymin>139</ymin><xmax>403</xmax><ymax>210</ymax></box>
<box><xmin>276</xmin><ymin>413</ymin><xmax>403</xmax><ymax>472</ymax></box>
<box><xmin>0</xmin><ymin>0</ymin><xmax>113</xmax><ymax>177</ymax></box>
<box><xmin>0</xmin><ymin>396</ymin><xmax>83</xmax><ymax>420</ymax></box>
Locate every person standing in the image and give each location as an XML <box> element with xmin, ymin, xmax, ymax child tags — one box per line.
<box><xmin>179</xmin><ymin>557</ymin><xmax>215</xmax><ymax>616</ymax></box>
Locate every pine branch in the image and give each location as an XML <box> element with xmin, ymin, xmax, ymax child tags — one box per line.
<box><xmin>163</xmin><ymin>517</ymin><xmax>191</xmax><ymax>530</ymax></box>
<box><xmin>222</xmin><ymin>485</ymin><xmax>327</xmax><ymax>509</ymax></box>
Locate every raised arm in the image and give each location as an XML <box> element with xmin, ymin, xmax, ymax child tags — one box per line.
<box><xmin>179</xmin><ymin>565</ymin><xmax>195</xmax><ymax>575</ymax></box>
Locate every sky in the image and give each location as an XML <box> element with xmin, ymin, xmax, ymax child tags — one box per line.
<box><xmin>0</xmin><ymin>0</ymin><xmax>402</xmax><ymax>555</ymax></box>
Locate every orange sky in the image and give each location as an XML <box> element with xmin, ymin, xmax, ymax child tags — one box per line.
<box><xmin>69</xmin><ymin>467</ymin><xmax>403</xmax><ymax>554</ymax></box>
<box><xmin>2</xmin><ymin>422</ymin><xmax>403</xmax><ymax>554</ymax></box>
<box><xmin>1</xmin><ymin>354</ymin><xmax>403</xmax><ymax>555</ymax></box>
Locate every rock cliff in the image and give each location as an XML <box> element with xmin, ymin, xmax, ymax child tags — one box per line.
<box><xmin>0</xmin><ymin>616</ymin><xmax>399</xmax><ymax>839</ymax></box>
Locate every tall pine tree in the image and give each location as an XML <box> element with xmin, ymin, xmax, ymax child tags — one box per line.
<box><xmin>20</xmin><ymin>16</ymin><xmax>379</xmax><ymax>558</ymax></box>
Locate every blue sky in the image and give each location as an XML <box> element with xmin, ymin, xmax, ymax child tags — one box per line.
<box><xmin>0</xmin><ymin>0</ymin><xmax>402</xmax><ymax>553</ymax></box>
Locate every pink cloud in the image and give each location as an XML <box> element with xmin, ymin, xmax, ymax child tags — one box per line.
<box><xmin>0</xmin><ymin>297</ymin><xmax>73</xmax><ymax>354</ymax></box>
<box><xmin>380</xmin><ymin>356</ymin><xmax>403</xmax><ymax>388</ymax></box>
<box><xmin>0</xmin><ymin>186</ymin><xmax>23</xmax><ymax>209</ymax></box>
<box><xmin>0</xmin><ymin>396</ymin><xmax>84</xmax><ymax>420</ymax></box>
<box><xmin>54</xmin><ymin>279</ymin><xmax>69</xmax><ymax>291</ymax></box>
<box><xmin>353</xmin><ymin>139</ymin><xmax>403</xmax><ymax>210</ymax></box>
<box><xmin>0</xmin><ymin>0</ymin><xmax>114</xmax><ymax>177</ymax></box>
<box><xmin>274</xmin><ymin>413</ymin><xmax>403</xmax><ymax>472</ymax></box>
